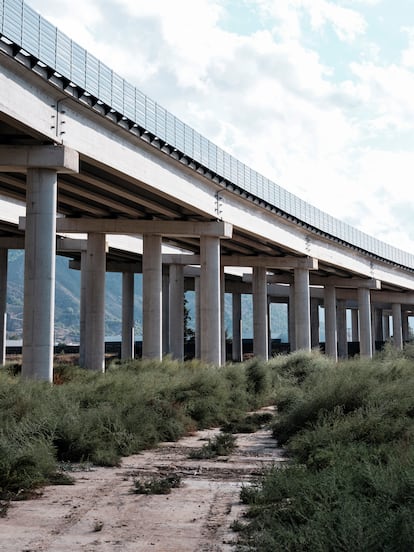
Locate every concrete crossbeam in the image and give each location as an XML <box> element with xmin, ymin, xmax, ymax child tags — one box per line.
<box><xmin>0</xmin><ymin>145</ymin><xmax>79</xmax><ymax>173</ymax></box>
<box><xmin>52</xmin><ymin>219</ymin><xmax>233</xmax><ymax>237</ymax></box>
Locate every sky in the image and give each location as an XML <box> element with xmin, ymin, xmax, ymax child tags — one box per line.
<box><xmin>26</xmin><ymin>0</ymin><xmax>414</xmax><ymax>254</ymax></box>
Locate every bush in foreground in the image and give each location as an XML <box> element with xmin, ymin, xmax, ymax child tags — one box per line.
<box><xmin>235</xmin><ymin>349</ymin><xmax>414</xmax><ymax>552</ymax></box>
<box><xmin>0</xmin><ymin>356</ymin><xmax>275</xmax><ymax>506</ymax></box>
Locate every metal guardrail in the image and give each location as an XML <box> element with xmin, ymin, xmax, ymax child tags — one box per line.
<box><xmin>1</xmin><ymin>0</ymin><xmax>414</xmax><ymax>269</ymax></box>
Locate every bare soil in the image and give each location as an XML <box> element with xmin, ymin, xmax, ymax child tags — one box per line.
<box><xmin>0</xmin><ymin>411</ymin><xmax>286</xmax><ymax>552</ymax></box>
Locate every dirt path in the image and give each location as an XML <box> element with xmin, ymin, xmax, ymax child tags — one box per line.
<box><xmin>0</xmin><ymin>416</ymin><xmax>286</xmax><ymax>552</ymax></box>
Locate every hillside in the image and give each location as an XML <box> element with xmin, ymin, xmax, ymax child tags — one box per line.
<box><xmin>6</xmin><ymin>252</ymin><xmax>288</xmax><ymax>344</ymax></box>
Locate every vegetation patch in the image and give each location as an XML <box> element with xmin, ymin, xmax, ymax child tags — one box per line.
<box><xmin>132</xmin><ymin>473</ymin><xmax>181</xmax><ymax>495</ymax></box>
<box><xmin>234</xmin><ymin>346</ymin><xmax>414</xmax><ymax>551</ymax></box>
<box><xmin>0</xmin><ymin>356</ymin><xmax>278</xmax><ymax>511</ymax></box>
<box><xmin>221</xmin><ymin>411</ymin><xmax>274</xmax><ymax>434</ymax></box>
<box><xmin>189</xmin><ymin>432</ymin><xmax>237</xmax><ymax>459</ymax></box>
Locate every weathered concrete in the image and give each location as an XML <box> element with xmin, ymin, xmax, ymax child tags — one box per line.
<box><xmin>169</xmin><ymin>264</ymin><xmax>184</xmax><ymax>360</ymax></box>
<box><xmin>294</xmin><ymin>268</ymin><xmax>311</xmax><ymax>351</ymax></box>
<box><xmin>358</xmin><ymin>287</ymin><xmax>373</xmax><ymax>357</ymax></box>
<box><xmin>392</xmin><ymin>303</ymin><xmax>403</xmax><ymax>350</ymax></box>
<box><xmin>142</xmin><ymin>234</ymin><xmax>162</xmax><ymax>360</ymax></box>
<box><xmin>84</xmin><ymin>233</ymin><xmax>106</xmax><ymax>372</ymax></box>
<box><xmin>324</xmin><ymin>285</ymin><xmax>337</xmax><ymax>360</ymax></box>
<box><xmin>200</xmin><ymin>236</ymin><xmax>221</xmax><ymax>365</ymax></box>
<box><xmin>252</xmin><ymin>266</ymin><xmax>268</xmax><ymax>360</ymax></box>
<box><xmin>232</xmin><ymin>292</ymin><xmax>242</xmax><ymax>361</ymax></box>
<box><xmin>121</xmin><ymin>272</ymin><xmax>135</xmax><ymax>360</ymax></box>
<box><xmin>22</xmin><ymin>169</ymin><xmax>57</xmax><ymax>381</ymax></box>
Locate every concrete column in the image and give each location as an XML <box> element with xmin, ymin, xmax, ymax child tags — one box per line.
<box><xmin>22</xmin><ymin>169</ymin><xmax>57</xmax><ymax>381</ymax></box>
<box><xmin>252</xmin><ymin>266</ymin><xmax>268</xmax><ymax>359</ymax></box>
<box><xmin>402</xmin><ymin>311</ymin><xmax>410</xmax><ymax>342</ymax></box>
<box><xmin>358</xmin><ymin>287</ymin><xmax>372</xmax><ymax>358</ymax></box>
<box><xmin>194</xmin><ymin>276</ymin><xmax>201</xmax><ymax>358</ymax></box>
<box><xmin>288</xmin><ymin>292</ymin><xmax>295</xmax><ymax>352</ymax></box>
<box><xmin>310</xmin><ymin>297</ymin><xmax>320</xmax><ymax>349</ymax></box>
<box><xmin>79</xmin><ymin>249</ymin><xmax>87</xmax><ymax>367</ymax></box>
<box><xmin>121</xmin><ymin>272</ymin><xmax>134</xmax><ymax>360</ymax></box>
<box><xmin>351</xmin><ymin>309</ymin><xmax>359</xmax><ymax>342</ymax></box>
<box><xmin>392</xmin><ymin>303</ymin><xmax>403</xmax><ymax>350</ymax></box>
<box><xmin>372</xmin><ymin>308</ymin><xmax>383</xmax><ymax>344</ymax></box>
<box><xmin>0</xmin><ymin>248</ymin><xmax>7</xmax><ymax>366</ymax></box>
<box><xmin>337</xmin><ymin>299</ymin><xmax>347</xmax><ymax>359</ymax></box>
<box><xmin>84</xmin><ymin>233</ymin><xmax>106</xmax><ymax>372</ymax></box>
<box><xmin>142</xmin><ymin>234</ymin><xmax>162</xmax><ymax>359</ymax></box>
<box><xmin>324</xmin><ymin>285</ymin><xmax>337</xmax><ymax>360</ymax></box>
<box><xmin>200</xmin><ymin>235</ymin><xmax>221</xmax><ymax>365</ymax></box>
<box><xmin>232</xmin><ymin>292</ymin><xmax>242</xmax><ymax>362</ymax></box>
<box><xmin>169</xmin><ymin>264</ymin><xmax>184</xmax><ymax>360</ymax></box>
<box><xmin>162</xmin><ymin>266</ymin><xmax>170</xmax><ymax>356</ymax></box>
<box><xmin>221</xmin><ymin>268</ymin><xmax>226</xmax><ymax>364</ymax></box>
<box><xmin>383</xmin><ymin>313</ymin><xmax>390</xmax><ymax>341</ymax></box>
<box><xmin>294</xmin><ymin>268</ymin><xmax>311</xmax><ymax>351</ymax></box>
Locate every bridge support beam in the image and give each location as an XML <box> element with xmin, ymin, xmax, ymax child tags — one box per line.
<box><xmin>324</xmin><ymin>285</ymin><xmax>337</xmax><ymax>360</ymax></box>
<box><xmin>22</xmin><ymin>169</ymin><xmax>58</xmax><ymax>381</ymax></box>
<box><xmin>121</xmin><ymin>272</ymin><xmax>135</xmax><ymax>360</ymax></box>
<box><xmin>169</xmin><ymin>264</ymin><xmax>184</xmax><ymax>360</ymax></box>
<box><xmin>351</xmin><ymin>308</ymin><xmax>359</xmax><ymax>342</ymax></box>
<box><xmin>84</xmin><ymin>233</ymin><xmax>106</xmax><ymax>371</ymax></box>
<box><xmin>200</xmin><ymin>236</ymin><xmax>221</xmax><ymax>365</ymax></box>
<box><xmin>310</xmin><ymin>298</ymin><xmax>320</xmax><ymax>349</ymax></box>
<box><xmin>392</xmin><ymin>303</ymin><xmax>403</xmax><ymax>350</ymax></box>
<box><xmin>294</xmin><ymin>268</ymin><xmax>311</xmax><ymax>351</ymax></box>
<box><xmin>253</xmin><ymin>266</ymin><xmax>268</xmax><ymax>360</ymax></box>
<box><xmin>142</xmin><ymin>234</ymin><xmax>162</xmax><ymax>360</ymax></box>
<box><xmin>337</xmin><ymin>299</ymin><xmax>348</xmax><ymax>359</ymax></box>
<box><xmin>162</xmin><ymin>267</ymin><xmax>170</xmax><ymax>356</ymax></box>
<box><xmin>358</xmin><ymin>287</ymin><xmax>372</xmax><ymax>357</ymax></box>
<box><xmin>232</xmin><ymin>292</ymin><xmax>242</xmax><ymax>361</ymax></box>
<box><xmin>0</xmin><ymin>248</ymin><xmax>7</xmax><ymax>366</ymax></box>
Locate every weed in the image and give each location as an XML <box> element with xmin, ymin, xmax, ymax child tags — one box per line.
<box><xmin>132</xmin><ymin>474</ymin><xmax>181</xmax><ymax>495</ymax></box>
<box><xmin>189</xmin><ymin>432</ymin><xmax>237</xmax><ymax>459</ymax></box>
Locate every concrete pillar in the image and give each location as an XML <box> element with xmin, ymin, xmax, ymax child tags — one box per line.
<box><xmin>22</xmin><ymin>169</ymin><xmax>57</xmax><ymax>381</ymax></box>
<box><xmin>221</xmin><ymin>268</ymin><xmax>226</xmax><ymax>364</ymax></box>
<box><xmin>294</xmin><ymin>268</ymin><xmax>311</xmax><ymax>351</ymax></box>
<box><xmin>200</xmin><ymin>235</ymin><xmax>221</xmax><ymax>365</ymax></box>
<box><xmin>79</xmin><ymin>249</ymin><xmax>87</xmax><ymax>367</ymax></box>
<box><xmin>324</xmin><ymin>285</ymin><xmax>337</xmax><ymax>360</ymax></box>
<box><xmin>121</xmin><ymin>272</ymin><xmax>134</xmax><ymax>360</ymax></box>
<box><xmin>169</xmin><ymin>264</ymin><xmax>184</xmax><ymax>360</ymax></box>
<box><xmin>84</xmin><ymin>233</ymin><xmax>106</xmax><ymax>372</ymax></box>
<box><xmin>402</xmin><ymin>311</ymin><xmax>410</xmax><ymax>342</ymax></box>
<box><xmin>383</xmin><ymin>313</ymin><xmax>390</xmax><ymax>340</ymax></box>
<box><xmin>337</xmin><ymin>299</ymin><xmax>347</xmax><ymax>359</ymax></box>
<box><xmin>194</xmin><ymin>276</ymin><xmax>201</xmax><ymax>358</ymax></box>
<box><xmin>351</xmin><ymin>308</ymin><xmax>359</xmax><ymax>342</ymax></box>
<box><xmin>162</xmin><ymin>266</ymin><xmax>170</xmax><ymax>356</ymax></box>
<box><xmin>0</xmin><ymin>248</ymin><xmax>7</xmax><ymax>366</ymax></box>
<box><xmin>310</xmin><ymin>297</ymin><xmax>320</xmax><ymax>349</ymax></box>
<box><xmin>288</xmin><ymin>293</ymin><xmax>295</xmax><ymax>352</ymax></box>
<box><xmin>252</xmin><ymin>266</ymin><xmax>268</xmax><ymax>359</ymax></box>
<box><xmin>392</xmin><ymin>303</ymin><xmax>403</xmax><ymax>350</ymax></box>
<box><xmin>142</xmin><ymin>234</ymin><xmax>162</xmax><ymax>359</ymax></box>
<box><xmin>372</xmin><ymin>307</ymin><xmax>383</xmax><ymax>343</ymax></box>
<box><xmin>358</xmin><ymin>287</ymin><xmax>372</xmax><ymax>358</ymax></box>
<box><xmin>232</xmin><ymin>292</ymin><xmax>242</xmax><ymax>362</ymax></box>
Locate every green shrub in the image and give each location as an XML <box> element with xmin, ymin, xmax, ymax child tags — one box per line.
<box><xmin>189</xmin><ymin>432</ymin><xmax>237</xmax><ymax>459</ymax></box>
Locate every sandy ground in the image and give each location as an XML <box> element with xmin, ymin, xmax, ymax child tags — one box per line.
<box><xmin>0</xmin><ymin>415</ymin><xmax>286</xmax><ymax>552</ymax></box>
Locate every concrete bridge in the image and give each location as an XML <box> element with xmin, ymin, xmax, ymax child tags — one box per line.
<box><xmin>1</xmin><ymin>0</ymin><xmax>414</xmax><ymax>381</ymax></box>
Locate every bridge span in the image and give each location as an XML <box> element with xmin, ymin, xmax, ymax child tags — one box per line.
<box><xmin>0</xmin><ymin>0</ymin><xmax>414</xmax><ymax>380</ymax></box>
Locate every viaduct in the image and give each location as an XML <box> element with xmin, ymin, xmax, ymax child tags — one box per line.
<box><xmin>1</xmin><ymin>0</ymin><xmax>414</xmax><ymax>381</ymax></box>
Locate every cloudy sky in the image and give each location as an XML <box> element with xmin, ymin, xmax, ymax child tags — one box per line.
<box><xmin>27</xmin><ymin>0</ymin><xmax>414</xmax><ymax>253</ymax></box>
